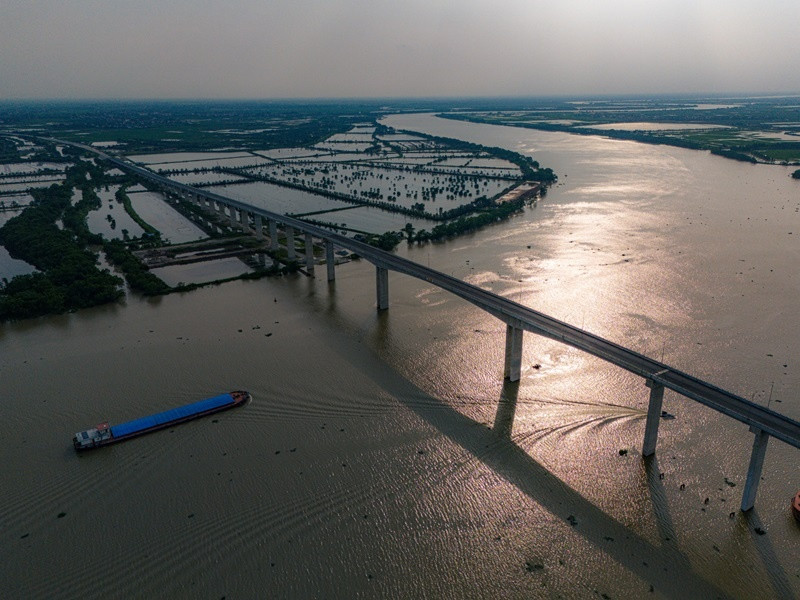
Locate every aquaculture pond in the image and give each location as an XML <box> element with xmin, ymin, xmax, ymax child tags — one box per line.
<box><xmin>127</xmin><ymin>191</ymin><xmax>207</xmax><ymax>244</ymax></box>
<box><xmin>149</xmin><ymin>257</ymin><xmax>254</xmax><ymax>286</ymax></box>
<box><xmin>216</xmin><ymin>181</ymin><xmax>354</xmax><ymax>215</ymax></box>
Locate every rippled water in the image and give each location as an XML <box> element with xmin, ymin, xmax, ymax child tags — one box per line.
<box><xmin>1</xmin><ymin>114</ymin><xmax>799</xmax><ymax>599</ymax></box>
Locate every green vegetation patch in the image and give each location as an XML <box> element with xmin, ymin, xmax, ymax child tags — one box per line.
<box><xmin>441</xmin><ymin>96</ymin><xmax>800</xmax><ymax>166</ymax></box>
<box><xmin>0</xmin><ymin>180</ymin><xmax>124</xmax><ymax>321</ymax></box>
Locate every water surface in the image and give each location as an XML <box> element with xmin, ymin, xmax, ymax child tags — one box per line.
<box><xmin>2</xmin><ymin>113</ymin><xmax>799</xmax><ymax>599</ymax></box>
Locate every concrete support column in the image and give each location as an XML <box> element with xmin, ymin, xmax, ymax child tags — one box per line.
<box><xmin>239</xmin><ymin>208</ymin><xmax>247</xmax><ymax>228</ymax></box>
<box><xmin>304</xmin><ymin>233</ymin><xmax>315</xmax><ymax>272</ymax></box>
<box><xmin>642</xmin><ymin>379</ymin><xmax>665</xmax><ymax>456</ymax></box>
<box><xmin>376</xmin><ymin>266</ymin><xmax>389</xmax><ymax>310</ymax></box>
<box><xmin>741</xmin><ymin>427</ymin><xmax>770</xmax><ymax>511</ymax></box>
<box><xmin>216</xmin><ymin>201</ymin><xmax>225</xmax><ymax>216</ymax></box>
<box><xmin>503</xmin><ymin>324</ymin><xmax>523</xmax><ymax>382</ymax></box>
<box><xmin>325</xmin><ymin>240</ymin><xmax>335</xmax><ymax>282</ymax></box>
<box><xmin>254</xmin><ymin>214</ymin><xmax>264</xmax><ymax>240</ymax></box>
<box><xmin>286</xmin><ymin>227</ymin><xmax>296</xmax><ymax>261</ymax></box>
<box><xmin>228</xmin><ymin>205</ymin><xmax>238</xmax><ymax>227</ymax></box>
<box><xmin>269</xmin><ymin>220</ymin><xmax>279</xmax><ymax>252</ymax></box>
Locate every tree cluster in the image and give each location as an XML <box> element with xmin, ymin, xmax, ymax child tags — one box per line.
<box><xmin>0</xmin><ymin>175</ymin><xmax>124</xmax><ymax>321</ymax></box>
<box><xmin>102</xmin><ymin>239</ymin><xmax>169</xmax><ymax>295</ymax></box>
<box><xmin>0</xmin><ymin>163</ymin><xmax>124</xmax><ymax>321</ymax></box>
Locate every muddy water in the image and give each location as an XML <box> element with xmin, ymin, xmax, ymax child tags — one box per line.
<box><xmin>1</xmin><ymin>114</ymin><xmax>799</xmax><ymax>599</ymax></box>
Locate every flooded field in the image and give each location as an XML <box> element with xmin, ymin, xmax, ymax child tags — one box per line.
<box><xmin>3</xmin><ymin>112</ymin><xmax>799</xmax><ymax>599</ymax></box>
<box><xmin>126</xmin><ymin>125</ymin><xmax>527</xmax><ymax>229</ymax></box>
<box><xmin>128</xmin><ymin>151</ymin><xmax>253</xmax><ymax>164</ymax></box>
<box><xmin>151</xmin><ymin>155</ymin><xmax>273</xmax><ymax>171</ymax></box>
<box><xmin>128</xmin><ymin>191</ymin><xmax>207</xmax><ymax>244</ymax></box>
<box><xmin>0</xmin><ymin>162</ymin><xmax>68</xmax><ymax>175</ymax></box>
<box><xmin>241</xmin><ymin>161</ymin><xmax>516</xmax><ymax>211</ymax></box>
<box><xmin>86</xmin><ymin>185</ymin><xmax>146</xmax><ymax>240</ymax></box>
<box><xmin>149</xmin><ymin>257</ymin><xmax>253</xmax><ymax>286</ymax></box>
<box><xmin>217</xmin><ymin>181</ymin><xmax>355</xmax><ymax>215</ymax></box>
<box><xmin>309</xmin><ymin>205</ymin><xmax>439</xmax><ymax>234</ymax></box>
<box><xmin>0</xmin><ymin>178</ymin><xmax>65</xmax><ymax>193</ymax></box>
<box><xmin>167</xmin><ymin>172</ymin><xmax>250</xmax><ymax>186</ymax></box>
<box><xmin>0</xmin><ymin>244</ymin><xmax>35</xmax><ymax>278</ymax></box>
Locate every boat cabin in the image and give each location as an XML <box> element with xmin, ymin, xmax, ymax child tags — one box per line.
<box><xmin>73</xmin><ymin>421</ymin><xmax>113</xmax><ymax>450</ymax></box>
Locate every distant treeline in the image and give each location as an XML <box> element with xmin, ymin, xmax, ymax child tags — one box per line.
<box><xmin>440</xmin><ymin>113</ymin><xmax>800</xmax><ymax>165</ymax></box>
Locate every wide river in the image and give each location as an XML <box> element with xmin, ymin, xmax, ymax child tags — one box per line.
<box><xmin>2</xmin><ymin>114</ymin><xmax>799</xmax><ymax>599</ymax></box>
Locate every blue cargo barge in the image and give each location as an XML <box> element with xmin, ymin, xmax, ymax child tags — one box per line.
<box><xmin>73</xmin><ymin>391</ymin><xmax>250</xmax><ymax>450</ymax></box>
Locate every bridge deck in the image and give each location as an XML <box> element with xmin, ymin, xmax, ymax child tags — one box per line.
<box><xmin>62</xmin><ymin>142</ymin><xmax>800</xmax><ymax>452</ymax></box>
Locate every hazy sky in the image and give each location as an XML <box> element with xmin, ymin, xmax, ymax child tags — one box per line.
<box><xmin>1</xmin><ymin>0</ymin><xmax>799</xmax><ymax>99</ymax></box>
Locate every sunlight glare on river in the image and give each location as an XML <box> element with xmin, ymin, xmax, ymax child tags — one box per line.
<box><xmin>1</xmin><ymin>113</ymin><xmax>798</xmax><ymax>599</ymax></box>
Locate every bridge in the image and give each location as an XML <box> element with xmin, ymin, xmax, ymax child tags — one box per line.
<box><xmin>57</xmin><ymin>140</ymin><xmax>800</xmax><ymax>511</ymax></box>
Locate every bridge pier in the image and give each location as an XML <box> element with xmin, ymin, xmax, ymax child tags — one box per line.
<box><xmin>642</xmin><ymin>378</ymin><xmax>665</xmax><ymax>456</ymax></box>
<box><xmin>254</xmin><ymin>214</ymin><xmax>263</xmax><ymax>240</ymax></box>
<box><xmin>228</xmin><ymin>205</ymin><xmax>239</xmax><ymax>228</ymax></box>
<box><xmin>325</xmin><ymin>240</ymin><xmax>335</xmax><ymax>281</ymax></box>
<box><xmin>503</xmin><ymin>324</ymin><xmax>523</xmax><ymax>382</ymax></box>
<box><xmin>304</xmin><ymin>233</ymin><xmax>315</xmax><ymax>272</ymax></box>
<box><xmin>286</xmin><ymin>227</ymin><xmax>296</xmax><ymax>261</ymax></box>
<box><xmin>269</xmin><ymin>220</ymin><xmax>279</xmax><ymax>252</ymax></box>
<box><xmin>376</xmin><ymin>266</ymin><xmax>389</xmax><ymax>310</ymax></box>
<box><xmin>741</xmin><ymin>427</ymin><xmax>770</xmax><ymax>511</ymax></box>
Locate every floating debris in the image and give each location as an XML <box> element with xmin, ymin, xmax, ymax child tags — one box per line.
<box><xmin>566</xmin><ymin>515</ymin><xmax>577</xmax><ymax>526</ymax></box>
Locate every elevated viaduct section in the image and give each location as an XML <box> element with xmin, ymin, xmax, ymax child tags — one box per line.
<box><xmin>67</xmin><ymin>141</ymin><xmax>800</xmax><ymax>511</ymax></box>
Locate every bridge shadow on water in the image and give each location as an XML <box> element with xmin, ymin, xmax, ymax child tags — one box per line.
<box><xmin>295</xmin><ymin>276</ymin><xmax>793</xmax><ymax>598</ymax></box>
<box><xmin>737</xmin><ymin>510</ymin><xmax>795</xmax><ymax>599</ymax></box>
<box><xmin>336</xmin><ymin>334</ymin><xmax>728</xmax><ymax>597</ymax></box>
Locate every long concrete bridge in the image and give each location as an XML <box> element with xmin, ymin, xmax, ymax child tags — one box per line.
<box><xmin>59</xmin><ymin>141</ymin><xmax>800</xmax><ymax>511</ymax></box>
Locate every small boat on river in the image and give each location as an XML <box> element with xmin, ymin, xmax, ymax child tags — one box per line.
<box><xmin>792</xmin><ymin>491</ymin><xmax>800</xmax><ymax>523</ymax></box>
<box><xmin>73</xmin><ymin>391</ymin><xmax>250</xmax><ymax>450</ymax></box>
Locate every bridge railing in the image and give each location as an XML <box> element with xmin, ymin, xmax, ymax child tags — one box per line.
<box><xmin>66</xmin><ymin>140</ymin><xmax>800</xmax><ymax>512</ymax></box>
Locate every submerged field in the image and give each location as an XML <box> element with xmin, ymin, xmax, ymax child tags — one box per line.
<box><xmin>128</xmin><ymin>124</ymin><xmax>532</xmax><ymax>233</ymax></box>
<box><xmin>0</xmin><ymin>102</ymin><xmax>550</xmax><ymax>320</ymax></box>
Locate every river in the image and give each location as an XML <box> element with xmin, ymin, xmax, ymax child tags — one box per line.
<box><xmin>1</xmin><ymin>113</ymin><xmax>798</xmax><ymax>599</ymax></box>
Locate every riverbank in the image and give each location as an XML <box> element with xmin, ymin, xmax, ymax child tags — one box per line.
<box><xmin>2</xmin><ymin>110</ymin><xmax>798</xmax><ymax>599</ymax></box>
<box><xmin>439</xmin><ymin>97</ymin><xmax>800</xmax><ymax>166</ymax></box>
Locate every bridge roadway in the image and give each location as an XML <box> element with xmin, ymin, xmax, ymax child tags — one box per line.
<box><xmin>58</xmin><ymin>140</ymin><xmax>800</xmax><ymax>511</ymax></box>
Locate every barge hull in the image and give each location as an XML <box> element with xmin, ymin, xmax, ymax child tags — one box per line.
<box><xmin>73</xmin><ymin>391</ymin><xmax>249</xmax><ymax>451</ymax></box>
